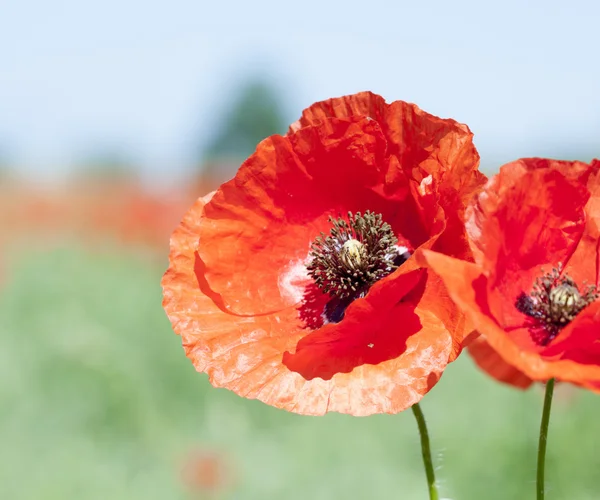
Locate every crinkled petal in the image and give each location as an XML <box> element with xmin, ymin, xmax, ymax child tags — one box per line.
<box><xmin>291</xmin><ymin>93</ymin><xmax>476</xmax><ymax>172</ymax></box>
<box><xmin>162</xmin><ymin>198</ymin><xmax>458</xmax><ymax>416</ymax></box>
<box><xmin>291</xmin><ymin>91</ymin><xmax>484</xmax><ymax>203</ymax></box>
<box><xmin>466</xmin><ymin>159</ymin><xmax>591</xmax><ymax>269</ymax></box>
<box><xmin>564</xmin><ymin>166</ymin><xmax>600</xmax><ymax>286</ymax></box>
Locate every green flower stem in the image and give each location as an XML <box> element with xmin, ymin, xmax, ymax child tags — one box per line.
<box><xmin>411</xmin><ymin>403</ymin><xmax>439</xmax><ymax>500</ymax></box>
<box><xmin>537</xmin><ymin>378</ymin><xmax>555</xmax><ymax>500</ymax></box>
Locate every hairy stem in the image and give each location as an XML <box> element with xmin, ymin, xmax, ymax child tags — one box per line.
<box><xmin>411</xmin><ymin>403</ymin><xmax>439</xmax><ymax>500</ymax></box>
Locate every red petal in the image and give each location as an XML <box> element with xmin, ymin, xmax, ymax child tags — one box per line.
<box><xmin>542</xmin><ymin>301</ymin><xmax>600</xmax><ymax>367</ymax></box>
<box><xmin>468</xmin><ymin>335</ymin><xmax>534</xmax><ymax>389</ymax></box>
<box><xmin>289</xmin><ymin>92</ymin><xmax>480</xmax><ymax>187</ymax></box>
<box><xmin>565</xmin><ymin>166</ymin><xmax>600</xmax><ymax>286</ymax></box>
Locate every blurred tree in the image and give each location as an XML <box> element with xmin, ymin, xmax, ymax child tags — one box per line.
<box><xmin>200</xmin><ymin>78</ymin><xmax>289</xmax><ymax>187</ymax></box>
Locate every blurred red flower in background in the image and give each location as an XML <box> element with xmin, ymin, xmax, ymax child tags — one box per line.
<box><xmin>1</xmin><ymin>179</ymin><xmax>196</xmax><ymax>253</ymax></box>
<box><xmin>420</xmin><ymin>158</ymin><xmax>600</xmax><ymax>390</ymax></box>
<box><xmin>180</xmin><ymin>448</ymin><xmax>233</xmax><ymax>495</ymax></box>
<box><xmin>162</xmin><ymin>92</ymin><xmax>485</xmax><ymax>415</ymax></box>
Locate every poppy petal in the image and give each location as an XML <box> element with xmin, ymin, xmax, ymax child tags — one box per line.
<box><xmin>163</xmin><ymin>198</ymin><xmax>457</xmax><ymax>415</ymax></box>
<box><xmin>290</xmin><ymin>92</ymin><xmax>479</xmax><ymax>179</ymax></box>
<box><xmin>291</xmin><ymin>92</ymin><xmax>485</xmax><ymax>205</ymax></box>
<box><xmin>563</xmin><ymin>167</ymin><xmax>600</xmax><ymax>286</ymax></box>
<box><xmin>541</xmin><ymin>301</ymin><xmax>600</xmax><ymax>367</ymax></box>
<box><xmin>468</xmin><ymin>335</ymin><xmax>534</xmax><ymax>389</ymax></box>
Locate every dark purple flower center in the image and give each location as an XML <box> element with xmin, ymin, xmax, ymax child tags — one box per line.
<box><xmin>515</xmin><ymin>264</ymin><xmax>598</xmax><ymax>346</ymax></box>
<box><xmin>306</xmin><ymin>211</ymin><xmax>410</xmax><ymax>322</ymax></box>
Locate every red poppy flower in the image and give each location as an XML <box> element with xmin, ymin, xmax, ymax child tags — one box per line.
<box><xmin>162</xmin><ymin>92</ymin><xmax>484</xmax><ymax>415</ymax></box>
<box><xmin>419</xmin><ymin>158</ymin><xmax>600</xmax><ymax>389</ymax></box>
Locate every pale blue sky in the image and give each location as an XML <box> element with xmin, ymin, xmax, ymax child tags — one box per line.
<box><xmin>1</xmin><ymin>0</ymin><xmax>599</xmax><ymax>183</ymax></box>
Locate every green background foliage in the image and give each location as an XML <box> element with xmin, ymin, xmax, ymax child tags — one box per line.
<box><xmin>2</xmin><ymin>245</ymin><xmax>598</xmax><ymax>499</ymax></box>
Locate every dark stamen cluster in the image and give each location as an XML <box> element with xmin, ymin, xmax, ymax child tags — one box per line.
<box><xmin>307</xmin><ymin>211</ymin><xmax>403</xmax><ymax>299</ymax></box>
<box><xmin>515</xmin><ymin>264</ymin><xmax>598</xmax><ymax>345</ymax></box>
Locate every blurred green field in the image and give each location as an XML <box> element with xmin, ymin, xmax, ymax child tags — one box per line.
<box><xmin>2</xmin><ymin>243</ymin><xmax>599</xmax><ymax>499</ymax></box>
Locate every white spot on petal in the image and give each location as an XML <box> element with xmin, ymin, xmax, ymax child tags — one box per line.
<box><xmin>418</xmin><ymin>174</ymin><xmax>433</xmax><ymax>196</ymax></box>
<box><xmin>278</xmin><ymin>259</ymin><xmax>311</xmax><ymax>305</ymax></box>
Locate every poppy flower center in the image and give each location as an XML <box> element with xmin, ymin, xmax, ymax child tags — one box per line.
<box><xmin>515</xmin><ymin>265</ymin><xmax>598</xmax><ymax>346</ymax></box>
<box><xmin>307</xmin><ymin>211</ymin><xmax>410</xmax><ymax>306</ymax></box>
